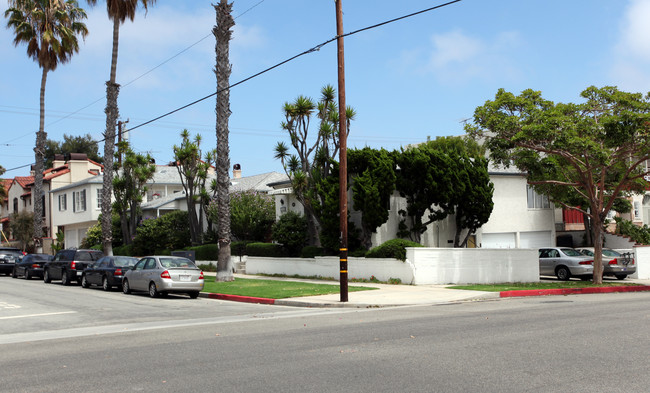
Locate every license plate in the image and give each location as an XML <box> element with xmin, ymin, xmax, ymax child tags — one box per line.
<box><xmin>180</xmin><ymin>275</ymin><xmax>191</xmax><ymax>282</ymax></box>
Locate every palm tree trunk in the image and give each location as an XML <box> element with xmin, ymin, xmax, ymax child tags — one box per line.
<box><xmin>102</xmin><ymin>18</ymin><xmax>121</xmax><ymax>256</ymax></box>
<box><xmin>33</xmin><ymin>67</ymin><xmax>48</xmax><ymax>252</ymax></box>
<box><xmin>214</xmin><ymin>0</ymin><xmax>234</xmax><ymax>281</ymax></box>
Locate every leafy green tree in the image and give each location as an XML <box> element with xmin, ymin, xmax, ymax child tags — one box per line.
<box><xmin>10</xmin><ymin>211</ymin><xmax>34</xmax><ymax>251</ymax></box>
<box><xmin>274</xmin><ymin>85</ymin><xmax>356</xmax><ymax>246</ymax></box>
<box><xmin>465</xmin><ymin>86</ymin><xmax>650</xmax><ymax>284</ymax></box>
<box><xmin>43</xmin><ymin>133</ymin><xmax>102</xmax><ymax>168</ymax></box>
<box><xmin>207</xmin><ymin>190</ymin><xmax>275</xmax><ymax>242</ymax></box>
<box><xmin>112</xmin><ymin>140</ymin><xmax>156</xmax><ymax>245</ymax></box>
<box><xmin>271</xmin><ymin>211</ymin><xmax>308</xmax><ymax>256</ymax></box>
<box><xmin>131</xmin><ymin>210</ymin><xmax>190</xmax><ymax>256</ymax></box>
<box><xmin>5</xmin><ymin>0</ymin><xmax>88</xmax><ymax>249</ymax></box>
<box><xmin>348</xmin><ymin>147</ymin><xmax>396</xmax><ymax>250</ymax></box>
<box><xmin>0</xmin><ymin>165</ymin><xmax>6</xmax><ymax>200</ymax></box>
<box><xmin>173</xmin><ymin>130</ymin><xmax>216</xmax><ymax>245</ymax></box>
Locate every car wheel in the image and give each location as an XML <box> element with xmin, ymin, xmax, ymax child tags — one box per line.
<box><xmin>12</xmin><ymin>268</ymin><xmax>17</xmax><ymax>278</ymax></box>
<box><xmin>25</xmin><ymin>269</ymin><xmax>32</xmax><ymax>280</ymax></box>
<box><xmin>61</xmin><ymin>271</ymin><xmax>70</xmax><ymax>286</ymax></box>
<box><xmin>122</xmin><ymin>279</ymin><xmax>131</xmax><ymax>294</ymax></box>
<box><xmin>81</xmin><ymin>274</ymin><xmax>89</xmax><ymax>288</ymax></box>
<box><xmin>149</xmin><ymin>282</ymin><xmax>160</xmax><ymax>298</ymax></box>
<box><xmin>188</xmin><ymin>291</ymin><xmax>199</xmax><ymax>299</ymax></box>
<box><xmin>615</xmin><ymin>274</ymin><xmax>628</xmax><ymax>280</ymax></box>
<box><xmin>43</xmin><ymin>269</ymin><xmax>51</xmax><ymax>283</ymax></box>
<box><xmin>102</xmin><ymin>276</ymin><xmax>111</xmax><ymax>291</ymax></box>
<box><xmin>556</xmin><ymin>266</ymin><xmax>571</xmax><ymax>281</ymax></box>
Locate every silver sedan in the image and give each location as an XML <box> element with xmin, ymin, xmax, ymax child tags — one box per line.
<box><xmin>538</xmin><ymin>247</ymin><xmax>594</xmax><ymax>280</ymax></box>
<box><xmin>122</xmin><ymin>256</ymin><xmax>204</xmax><ymax>298</ymax></box>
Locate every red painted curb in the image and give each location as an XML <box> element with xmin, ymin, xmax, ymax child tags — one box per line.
<box><xmin>205</xmin><ymin>293</ymin><xmax>276</xmax><ymax>305</ymax></box>
<box><xmin>500</xmin><ymin>285</ymin><xmax>650</xmax><ymax>298</ymax></box>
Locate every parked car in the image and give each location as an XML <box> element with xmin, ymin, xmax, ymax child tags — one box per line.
<box><xmin>12</xmin><ymin>253</ymin><xmax>53</xmax><ymax>279</ymax></box>
<box><xmin>44</xmin><ymin>249</ymin><xmax>104</xmax><ymax>285</ymax></box>
<box><xmin>575</xmin><ymin>247</ymin><xmax>636</xmax><ymax>280</ymax></box>
<box><xmin>122</xmin><ymin>256</ymin><xmax>204</xmax><ymax>298</ymax></box>
<box><xmin>0</xmin><ymin>247</ymin><xmax>23</xmax><ymax>276</ymax></box>
<box><xmin>538</xmin><ymin>247</ymin><xmax>594</xmax><ymax>280</ymax></box>
<box><xmin>81</xmin><ymin>256</ymin><xmax>139</xmax><ymax>291</ymax></box>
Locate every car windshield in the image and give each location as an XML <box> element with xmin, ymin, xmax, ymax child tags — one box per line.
<box><xmin>561</xmin><ymin>248</ymin><xmax>583</xmax><ymax>256</ymax></box>
<box><xmin>114</xmin><ymin>257</ymin><xmax>138</xmax><ymax>267</ymax></box>
<box><xmin>602</xmin><ymin>249</ymin><xmax>621</xmax><ymax>257</ymax></box>
<box><xmin>159</xmin><ymin>258</ymin><xmax>196</xmax><ymax>269</ymax></box>
<box><xmin>0</xmin><ymin>251</ymin><xmax>22</xmax><ymax>258</ymax></box>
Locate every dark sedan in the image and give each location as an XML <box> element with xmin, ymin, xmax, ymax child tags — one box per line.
<box><xmin>0</xmin><ymin>247</ymin><xmax>23</xmax><ymax>275</ymax></box>
<box><xmin>12</xmin><ymin>253</ymin><xmax>53</xmax><ymax>279</ymax></box>
<box><xmin>81</xmin><ymin>256</ymin><xmax>139</xmax><ymax>291</ymax></box>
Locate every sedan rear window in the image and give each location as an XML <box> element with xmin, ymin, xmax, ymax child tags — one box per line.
<box><xmin>602</xmin><ymin>250</ymin><xmax>621</xmax><ymax>257</ymax></box>
<box><xmin>561</xmin><ymin>248</ymin><xmax>583</xmax><ymax>256</ymax></box>
<box><xmin>160</xmin><ymin>258</ymin><xmax>196</xmax><ymax>269</ymax></box>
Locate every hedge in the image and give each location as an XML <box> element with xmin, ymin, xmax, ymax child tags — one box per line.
<box><xmin>366</xmin><ymin>239</ymin><xmax>422</xmax><ymax>261</ymax></box>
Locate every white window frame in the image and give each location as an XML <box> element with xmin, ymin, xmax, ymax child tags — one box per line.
<box><xmin>58</xmin><ymin>194</ymin><xmax>67</xmax><ymax>211</ymax></box>
<box><xmin>73</xmin><ymin>190</ymin><xmax>86</xmax><ymax>213</ymax></box>
<box><xmin>97</xmin><ymin>188</ymin><xmax>103</xmax><ymax>209</ymax></box>
<box><xmin>527</xmin><ymin>186</ymin><xmax>550</xmax><ymax>209</ymax></box>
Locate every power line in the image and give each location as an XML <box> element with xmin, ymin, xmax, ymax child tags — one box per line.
<box><xmin>3</xmin><ymin>0</ymin><xmax>462</xmax><ymax>172</ymax></box>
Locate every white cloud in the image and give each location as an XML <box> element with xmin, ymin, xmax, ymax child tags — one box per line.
<box><xmin>610</xmin><ymin>0</ymin><xmax>650</xmax><ymax>91</ymax></box>
<box><xmin>399</xmin><ymin>29</ymin><xmax>523</xmax><ymax>85</ymax></box>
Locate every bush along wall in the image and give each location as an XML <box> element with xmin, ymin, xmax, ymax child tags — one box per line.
<box><xmin>366</xmin><ymin>239</ymin><xmax>423</xmax><ymax>261</ymax></box>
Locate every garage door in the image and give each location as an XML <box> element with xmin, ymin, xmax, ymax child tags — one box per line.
<box><xmin>481</xmin><ymin>232</ymin><xmax>516</xmax><ymax>248</ymax></box>
<box><xmin>520</xmin><ymin>231</ymin><xmax>552</xmax><ymax>248</ymax></box>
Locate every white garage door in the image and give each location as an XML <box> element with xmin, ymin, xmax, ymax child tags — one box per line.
<box><xmin>481</xmin><ymin>232</ymin><xmax>516</xmax><ymax>248</ymax></box>
<box><xmin>520</xmin><ymin>231</ymin><xmax>552</xmax><ymax>248</ymax></box>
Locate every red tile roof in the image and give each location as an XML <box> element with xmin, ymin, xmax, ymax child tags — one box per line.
<box><xmin>14</xmin><ymin>176</ymin><xmax>34</xmax><ymax>189</ymax></box>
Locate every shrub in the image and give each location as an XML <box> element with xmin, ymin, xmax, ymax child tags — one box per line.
<box><xmin>198</xmin><ymin>262</ymin><xmax>217</xmax><ymax>272</ymax></box>
<box><xmin>300</xmin><ymin>246</ymin><xmax>325</xmax><ymax>258</ymax></box>
<box><xmin>272</xmin><ymin>211</ymin><xmax>307</xmax><ymax>256</ymax></box>
<box><xmin>132</xmin><ymin>211</ymin><xmax>191</xmax><ymax>256</ymax></box>
<box><xmin>208</xmin><ymin>190</ymin><xmax>275</xmax><ymax>242</ymax></box>
<box><xmin>113</xmin><ymin>244</ymin><xmax>134</xmax><ymax>256</ymax></box>
<box><xmin>231</xmin><ymin>241</ymin><xmax>251</xmax><ymax>257</ymax></box>
<box><xmin>189</xmin><ymin>243</ymin><xmax>219</xmax><ymax>260</ymax></box>
<box><xmin>614</xmin><ymin>217</ymin><xmax>650</xmax><ymax>245</ymax></box>
<box><xmin>349</xmin><ymin>249</ymin><xmax>368</xmax><ymax>258</ymax></box>
<box><xmin>366</xmin><ymin>238</ymin><xmax>423</xmax><ymax>261</ymax></box>
<box><xmin>246</xmin><ymin>242</ymin><xmax>287</xmax><ymax>257</ymax></box>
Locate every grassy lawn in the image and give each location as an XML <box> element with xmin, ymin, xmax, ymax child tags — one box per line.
<box><xmin>202</xmin><ymin>277</ymin><xmax>377</xmax><ymax>299</ymax></box>
<box><xmin>449</xmin><ymin>280</ymin><xmax>644</xmax><ymax>292</ymax></box>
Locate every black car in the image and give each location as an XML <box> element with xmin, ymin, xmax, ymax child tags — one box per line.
<box><xmin>0</xmin><ymin>247</ymin><xmax>23</xmax><ymax>275</ymax></box>
<box><xmin>44</xmin><ymin>249</ymin><xmax>104</xmax><ymax>285</ymax></box>
<box><xmin>12</xmin><ymin>253</ymin><xmax>53</xmax><ymax>279</ymax></box>
<box><xmin>81</xmin><ymin>256</ymin><xmax>139</xmax><ymax>291</ymax></box>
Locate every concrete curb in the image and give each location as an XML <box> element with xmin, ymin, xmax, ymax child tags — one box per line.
<box><xmin>500</xmin><ymin>285</ymin><xmax>650</xmax><ymax>298</ymax></box>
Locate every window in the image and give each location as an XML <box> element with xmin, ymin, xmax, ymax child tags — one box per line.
<box><xmin>97</xmin><ymin>188</ymin><xmax>103</xmax><ymax>209</ymax></box>
<box><xmin>41</xmin><ymin>194</ymin><xmax>45</xmax><ymax>218</ymax></box>
<box><xmin>13</xmin><ymin>197</ymin><xmax>18</xmax><ymax>212</ymax></box>
<box><xmin>527</xmin><ymin>186</ymin><xmax>550</xmax><ymax>209</ymax></box>
<box><xmin>59</xmin><ymin>194</ymin><xmax>67</xmax><ymax>211</ymax></box>
<box><xmin>634</xmin><ymin>201</ymin><xmax>641</xmax><ymax>220</ymax></box>
<box><xmin>73</xmin><ymin>190</ymin><xmax>86</xmax><ymax>212</ymax></box>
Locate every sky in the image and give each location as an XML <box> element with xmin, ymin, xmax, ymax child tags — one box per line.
<box><xmin>1</xmin><ymin>0</ymin><xmax>649</xmax><ymax>179</ymax></box>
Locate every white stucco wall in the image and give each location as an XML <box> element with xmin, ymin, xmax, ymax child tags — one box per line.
<box><xmin>245</xmin><ymin>248</ymin><xmax>539</xmax><ymax>285</ymax></box>
<box><xmin>634</xmin><ymin>245</ymin><xmax>650</xmax><ymax>279</ymax></box>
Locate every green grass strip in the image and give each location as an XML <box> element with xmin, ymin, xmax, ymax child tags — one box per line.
<box><xmin>449</xmin><ymin>281</ymin><xmax>644</xmax><ymax>292</ymax></box>
<box><xmin>202</xmin><ymin>277</ymin><xmax>377</xmax><ymax>299</ymax></box>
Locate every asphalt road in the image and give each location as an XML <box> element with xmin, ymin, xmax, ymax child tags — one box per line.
<box><xmin>2</xmin><ymin>276</ymin><xmax>650</xmax><ymax>392</ymax></box>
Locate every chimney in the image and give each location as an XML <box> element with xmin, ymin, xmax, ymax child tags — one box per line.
<box><xmin>233</xmin><ymin>163</ymin><xmax>242</xmax><ymax>179</ymax></box>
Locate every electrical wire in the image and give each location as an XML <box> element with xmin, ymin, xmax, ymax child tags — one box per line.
<box><xmin>3</xmin><ymin>0</ymin><xmax>462</xmax><ymax>172</ymax></box>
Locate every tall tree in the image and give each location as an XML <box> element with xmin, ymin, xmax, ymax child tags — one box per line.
<box><xmin>0</xmin><ymin>165</ymin><xmax>6</xmax><ymax>200</ymax></box>
<box><xmin>172</xmin><ymin>130</ymin><xmax>216</xmax><ymax>246</ymax></box>
<box><xmin>44</xmin><ymin>133</ymin><xmax>102</xmax><ymax>167</ymax></box>
<box><xmin>86</xmin><ymin>0</ymin><xmax>156</xmax><ymax>256</ymax></box>
<box><xmin>5</xmin><ymin>0</ymin><xmax>88</xmax><ymax>250</ymax></box>
<box><xmin>112</xmin><ymin>140</ymin><xmax>155</xmax><ymax>245</ymax></box>
<box><xmin>466</xmin><ymin>86</ymin><xmax>650</xmax><ymax>284</ymax></box>
<box><xmin>213</xmin><ymin>0</ymin><xmax>234</xmax><ymax>281</ymax></box>
<box><xmin>274</xmin><ymin>85</ymin><xmax>356</xmax><ymax>246</ymax></box>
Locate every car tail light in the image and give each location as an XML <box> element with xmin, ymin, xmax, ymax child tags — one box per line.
<box><xmin>70</xmin><ymin>261</ymin><xmax>76</xmax><ymax>270</ymax></box>
<box><xmin>160</xmin><ymin>270</ymin><xmax>171</xmax><ymax>279</ymax></box>
<box><xmin>199</xmin><ymin>271</ymin><xmax>204</xmax><ymax>279</ymax></box>
<box><xmin>609</xmin><ymin>259</ymin><xmax>618</xmax><ymax>265</ymax></box>
<box><xmin>31</xmin><ymin>264</ymin><xmax>39</xmax><ymax>268</ymax></box>
<box><xmin>114</xmin><ymin>268</ymin><xmax>122</xmax><ymax>276</ymax></box>
<box><xmin>579</xmin><ymin>260</ymin><xmax>593</xmax><ymax>265</ymax></box>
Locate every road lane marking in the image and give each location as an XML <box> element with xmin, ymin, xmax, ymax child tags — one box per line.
<box><xmin>0</xmin><ymin>311</ymin><xmax>77</xmax><ymax>320</ymax></box>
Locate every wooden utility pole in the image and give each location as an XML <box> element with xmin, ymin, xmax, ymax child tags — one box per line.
<box><xmin>335</xmin><ymin>0</ymin><xmax>348</xmax><ymax>302</ymax></box>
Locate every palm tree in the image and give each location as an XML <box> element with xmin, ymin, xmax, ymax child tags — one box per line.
<box><xmin>213</xmin><ymin>0</ymin><xmax>234</xmax><ymax>281</ymax></box>
<box><xmin>86</xmin><ymin>0</ymin><xmax>156</xmax><ymax>256</ymax></box>
<box><xmin>5</xmin><ymin>0</ymin><xmax>88</xmax><ymax>250</ymax></box>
